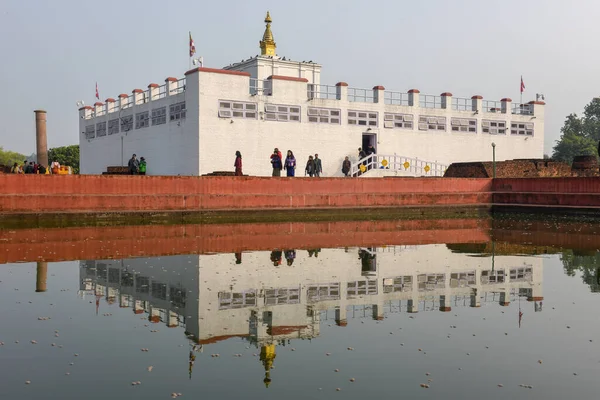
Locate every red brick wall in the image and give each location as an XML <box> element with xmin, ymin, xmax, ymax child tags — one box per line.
<box><xmin>494</xmin><ymin>177</ymin><xmax>600</xmax><ymax>193</ymax></box>
<box><xmin>0</xmin><ymin>175</ymin><xmax>492</xmax><ymax>213</ymax></box>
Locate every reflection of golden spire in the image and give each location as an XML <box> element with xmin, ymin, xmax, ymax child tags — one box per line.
<box><xmin>259</xmin><ymin>11</ymin><xmax>276</xmax><ymax>56</ymax></box>
<box><xmin>260</xmin><ymin>344</ymin><xmax>276</xmax><ymax>388</ymax></box>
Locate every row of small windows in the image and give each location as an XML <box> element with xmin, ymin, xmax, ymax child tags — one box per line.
<box><xmin>219</xmin><ymin>100</ymin><xmax>536</xmax><ymax>136</ymax></box>
<box><xmin>84</xmin><ymin>102</ymin><xmax>186</xmax><ymax>139</ymax></box>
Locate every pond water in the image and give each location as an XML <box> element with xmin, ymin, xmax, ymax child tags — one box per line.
<box><xmin>1</xmin><ymin>217</ymin><xmax>600</xmax><ymax>399</ymax></box>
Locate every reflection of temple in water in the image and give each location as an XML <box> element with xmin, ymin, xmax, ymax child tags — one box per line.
<box><xmin>79</xmin><ymin>244</ymin><xmax>543</xmax><ymax>386</ymax></box>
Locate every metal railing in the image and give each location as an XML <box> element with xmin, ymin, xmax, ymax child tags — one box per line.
<box><xmin>350</xmin><ymin>153</ymin><xmax>448</xmax><ymax>177</ymax></box>
<box><xmin>384</xmin><ymin>91</ymin><xmax>410</xmax><ymax>106</ymax></box>
<box><xmin>307</xmin><ymin>83</ymin><xmax>338</xmax><ymax>100</ymax></box>
<box><xmin>451</xmin><ymin>97</ymin><xmax>474</xmax><ymax>112</ymax></box>
<box><xmin>419</xmin><ymin>94</ymin><xmax>442</xmax><ymax>109</ymax></box>
<box><xmin>249</xmin><ymin>78</ymin><xmax>271</xmax><ymax>95</ymax></box>
<box><xmin>169</xmin><ymin>78</ymin><xmax>186</xmax><ymax>95</ymax></box>
<box><xmin>512</xmin><ymin>103</ymin><xmax>533</xmax><ymax>115</ymax></box>
<box><xmin>482</xmin><ymin>100</ymin><xmax>502</xmax><ymax>113</ymax></box>
<box><xmin>152</xmin><ymin>84</ymin><xmax>168</xmax><ymax>100</ymax></box>
<box><xmin>348</xmin><ymin>87</ymin><xmax>375</xmax><ymax>103</ymax></box>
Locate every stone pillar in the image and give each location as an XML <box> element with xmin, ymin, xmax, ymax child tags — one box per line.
<box><xmin>79</xmin><ymin>106</ymin><xmax>93</xmax><ymax>120</ymax></box>
<box><xmin>168</xmin><ymin>310</ymin><xmax>179</xmax><ymax>328</ymax></box>
<box><xmin>148</xmin><ymin>83</ymin><xmax>159</xmax><ymax>101</ymax></box>
<box><xmin>165</xmin><ymin>77</ymin><xmax>179</xmax><ymax>96</ymax></box>
<box><xmin>471</xmin><ymin>95</ymin><xmax>483</xmax><ymax>113</ymax></box>
<box><xmin>527</xmin><ymin>100</ymin><xmax>546</xmax><ymax>119</ymax></box>
<box><xmin>94</xmin><ymin>102</ymin><xmax>104</xmax><ymax>116</ymax></box>
<box><xmin>118</xmin><ymin>94</ymin><xmax>129</xmax><ymax>110</ymax></box>
<box><xmin>470</xmin><ymin>289</ymin><xmax>481</xmax><ymax>308</ymax></box>
<box><xmin>36</xmin><ymin>261</ymin><xmax>48</xmax><ymax>292</ymax></box>
<box><xmin>106</xmin><ymin>98</ymin><xmax>116</xmax><ymax>114</ymax></box>
<box><xmin>335</xmin><ymin>306</ymin><xmax>347</xmax><ymax>327</ymax></box>
<box><xmin>407</xmin><ymin>298</ymin><xmax>419</xmax><ymax>313</ymax></box>
<box><xmin>335</xmin><ymin>82</ymin><xmax>348</xmax><ymax>101</ymax></box>
<box><xmin>133</xmin><ymin>300</ymin><xmax>144</xmax><ymax>314</ymax></box>
<box><xmin>441</xmin><ymin>92</ymin><xmax>453</xmax><ymax>109</ymax></box>
<box><xmin>373</xmin><ymin>86</ymin><xmax>385</xmax><ymax>104</ymax></box>
<box><xmin>408</xmin><ymin>89</ymin><xmax>420</xmax><ymax>107</ymax></box>
<box><xmin>149</xmin><ymin>307</ymin><xmax>161</xmax><ymax>323</ymax></box>
<box><xmin>499</xmin><ymin>291</ymin><xmax>510</xmax><ymax>307</ymax></box>
<box><xmin>500</xmin><ymin>98</ymin><xmax>512</xmax><ymax>114</ymax></box>
<box><xmin>34</xmin><ymin>110</ymin><xmax>48</xmax><ymax>168</ymax></box>
<box><xmin>439</xmin><ymin>295</ymin><xmax>451</xmax><ymax>312</ymax></box>
<box><xmin>132</xmin><ymin>89</ymin><xmax>144</xmax><ymax>105</ymax></box>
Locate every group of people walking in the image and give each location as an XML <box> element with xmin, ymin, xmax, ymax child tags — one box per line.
<box><xmin>10</xmin><ymin>160</ymin><xmax>64</xmax><ymax>175</ymax></box>
<box><xmin>268</xmin><ymin>148</ymin><xmax>322</xmax><ymax>177</ymax></box>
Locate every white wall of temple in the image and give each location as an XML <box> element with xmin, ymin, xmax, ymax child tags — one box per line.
<box><xmin>79</xmin><ymin>86</ymin><xmax>200</xmax><ymax>176</ymax></box>
<box><xmin>192</xmin><ymin>69</ymin><xmax>544</xmax><ymax>177</ymax></box>
<box><xmin>224</xmin><ymin>56</ymin><xmax>322</xmax><ymax>85</ymax></box>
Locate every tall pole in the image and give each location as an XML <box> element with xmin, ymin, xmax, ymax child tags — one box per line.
<box><xmin>492</xmin><ymin>142</ymin><xmax>496</xmax><ymax>179</ymax></box>
<box><xmin>34</xmin><ymin>110</ymin><xmax>48</xmax><ymax>168</ymax></box>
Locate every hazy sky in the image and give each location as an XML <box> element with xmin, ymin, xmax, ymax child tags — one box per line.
<box><xmin>1</xmin><ymin>0</ymin><xmax>598</xmax><ymax>156</ymax></box>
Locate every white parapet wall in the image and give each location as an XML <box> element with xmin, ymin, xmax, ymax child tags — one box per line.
<box><xmin>79</xmin><ymin>67</ymin><xmax>545</xmax><ymax>176</ymax></box>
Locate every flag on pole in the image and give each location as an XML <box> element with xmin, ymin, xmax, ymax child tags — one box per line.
<box><xmin>189</xmin><ymin>32</ymin><xmax>196</xmax><ymax>57</ymax></box>
<box><xmin>520</xmin><ymin>76</ymin><xmax>525</xmax><ymax>93</ymax></box>
<box><xmin>95</xmin><ymin>82</ymin><xmax>99</xmax><ymax>100</ymax></box>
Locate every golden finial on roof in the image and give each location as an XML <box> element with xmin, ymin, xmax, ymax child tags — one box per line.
<box><xmin>260</xmin><ymin>11</ymin><xmax>276</xmax><ymax>56</ymax></box>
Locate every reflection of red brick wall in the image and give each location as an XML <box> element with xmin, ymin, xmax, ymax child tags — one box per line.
<box><xmin>0</xmin><ymin>219</ymin><xmax>491</xmax><ymax>263</ymax></box>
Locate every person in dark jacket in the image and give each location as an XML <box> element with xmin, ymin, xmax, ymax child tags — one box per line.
<box><xmin>128</xmin><ymin>154</ymin><xmax>139</xmax><ymax>175</ymax></box>
<box><xmin>270</xmin><ymin>148</ymin><xmax>282</xmax><ymax>176</ymax></box>
<box><xmin>234</xmin><ymin>151</ymin><xmax>243</xmax><ymax>176</ymax></box>
<box><xmin>342</xmin><ymin>156</ymin><xmax>351</xmax><ymax>177</ymax></box>
<box><xmin>305</xmin><ymin>155</ymin><xmax>316</xmax><ymax>177</ymax></box>
<box><xmin>314</xmin><ymin>154</ymin><xmax>323</xmax><ymax>177</ymax></box>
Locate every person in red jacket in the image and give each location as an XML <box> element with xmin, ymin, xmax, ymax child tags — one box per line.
<box><xmin>234</xmin><ymin>151</ymin><xmax>243</xmax><ymax>176</ymax></box>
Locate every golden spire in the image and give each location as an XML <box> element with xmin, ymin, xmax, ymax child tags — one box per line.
<box><xmin>260</xmin><ymin>11</ymin><xmax>276</xmax><ymax>56</ymax></box>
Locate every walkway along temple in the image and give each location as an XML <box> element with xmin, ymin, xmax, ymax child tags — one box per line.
<box><xmin>78</xmin><ymin>12</ymin><xmax>545</xmax><ymax>177</ymax></box>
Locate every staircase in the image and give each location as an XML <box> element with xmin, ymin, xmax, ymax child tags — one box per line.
<box><xmin>351</xmin><ymin>154</ymin><xmax>448</xmax><ymax>178</ymax></box>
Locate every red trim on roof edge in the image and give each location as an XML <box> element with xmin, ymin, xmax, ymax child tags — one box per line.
<box><xmin>184</xmin><ymin>67</ymin><xmax>251</xmax><ymax>77</ymax></box>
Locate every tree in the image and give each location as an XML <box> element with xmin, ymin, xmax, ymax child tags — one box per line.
<box><xmin>552</xmin><ymin>98</ymin><xmax>600</xmax><ymax>163</ymax></box>
<box><xmin>0</xmin><ymin>146</ymin><xmax>26</xmax><ymax>167</ymax></box>
<box><xmin>48</xmin><ymin>145</ymin><xmax>80</xmax><ymax>174</ymax></box>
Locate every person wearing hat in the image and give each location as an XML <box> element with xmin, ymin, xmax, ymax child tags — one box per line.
<box><xmin>139</xmin><ymin>157</ymin><xmax>147</xmax><ymax>175</ymax></box>
<box><xmin>270</xmin><ymin>148</ymin><xmax>282</xmax><ymax>177</ymax></box>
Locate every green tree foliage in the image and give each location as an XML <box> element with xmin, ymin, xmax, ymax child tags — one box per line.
<box><xmin>560</xmin><ymin>249</ymin><xmax>600</xmax><ymax>293</ymax></box>
<box><xmin>48</xmin><ymin>145</ymin><xmax>80</xmax><ymax>174</ymax></box>
<box><xmin>552</xmin><ymin>98</ymin><xmax>600</xmax><ymax>163</ymax></box>
<box><xmin>0</xmin><ymin>146</ymin><xmax>26</xmax><ymax>167</ymax></box>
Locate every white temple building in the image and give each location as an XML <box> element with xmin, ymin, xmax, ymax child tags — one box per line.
<box><xmin>78</xmin><ymin>11</ymin><xmax>545</xmax><ymax>177</ymax></box>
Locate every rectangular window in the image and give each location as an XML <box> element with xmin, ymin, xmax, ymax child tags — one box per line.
<box><xmin>218</xmin><ymin>290</ymin><xmax>257</xmax><ymax>310</ymax></box>
<box><xmin>307</xmin><ymin>107</ymin><xmax>341</xmax><ymax>124</ymax></box>
<box><xmin>347</xmin><ymin>280</ymin><xmax>378</xmax><ymax>298</ymax></box>
<box><xmin>482</xmin><ymin>120</ymin><xmax>507</xmax><ymax>135</ymax></box>
<box><xmin>417</xmin><ymin>273</ymin><xmax>446</xmax><ymax>291</ymax></box>
<box><xmin>85</xmin><ymin>125</ymin><xmax>95</xmax><ymax>139</ymax></box>
<box><xmin>218</xmin><ymin>100</ymin><xmax>258</xmax><ymax>119</ymax></box>
<box><xmin>511</xmin><ymin>122</ymin><xmax>534</xmax><ymax>136</ymax></box>
<box><xmin>383</xmin><ymin>113</ymin><xmax>414</xmax><ymax>129</ymax></box>
<box><xmin>383</xmin><ymin>276</ymin><xmax>413</xmax><ymax>293</ymax></box>
<box><xmin>450</xmin><ymin>271</ymin><xmax>476</xmax><ymax>288</ymax></box>
<box><xmin>509</xmin><ymin>267</ymin><xmax>533</xmax><ymax>282</ymax></box>
<box><xmin>418</xmin><ymin>116</ymin><xmax>446</xmax><ymax>131</ymax></box>
<box><xmin>135</xmin><ymin>111</ymin><xmax>149</xmax><ymax>129</ymax></box>
<box><xmin>348</xmin><ymin>110</ymin><xmax>378</xmax><ymax>126</ymax></box>
<box><xmin>151</xmin><ymin>107</ymin><xmax>167</xmax><ymax>126</ymax></box>
<box><xmin>169</xmin><ymin>101</ymin><xmax>186</xmax><ymax>121</ymax></box>
<box><xmin>95</xmin><ymin>122</ymin><xmax>106</xmax><ymax>137</ymax></box>
<box><xmin>265</xmin><ymin>287</ymin><xmax>300</xmax><ymax>305</ymax></box>
<box><xmin>307</xmin><ymin>283</ymin><xmax>340</xmax><ymax>302</ymax></box>
<box><xmin>108</xmin><ymin>119</ymin><xmax>119</xmax><ymax>135</ymax></box>
<box><xmin>120</xmin><ymin>115</ymin><xmax>133</xmax><ymax>132</ymax></box>
<box><xmin>451</xmin><ymin>118</ymin><xmax>477</xmax><ymax>133</ymax></box>
<box><xmin>481</xmin><ymin>269</ymin><xmax>505</xmax><ymax>284</ymax></box>
<box><xmin>264</xmin><ymin>104</ymin><xmax>301</xmax><ymax>122</ymax></box>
